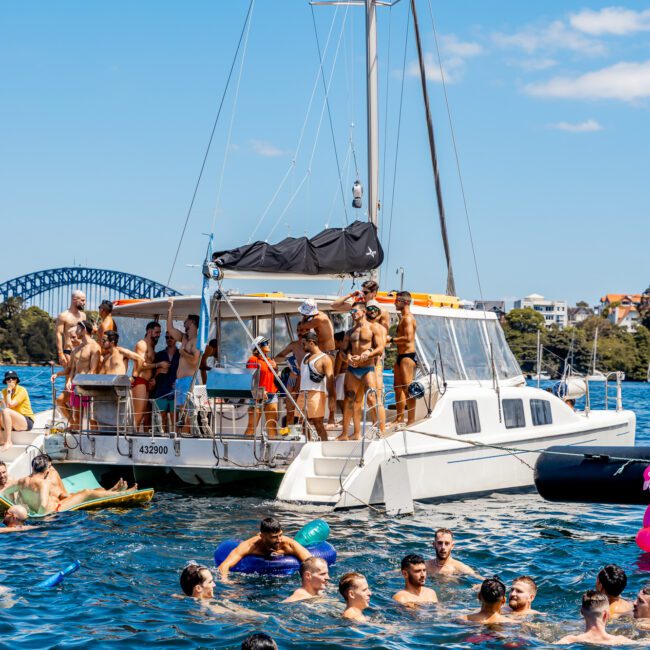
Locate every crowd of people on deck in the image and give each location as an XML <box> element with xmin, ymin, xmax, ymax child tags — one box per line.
<box><xmin>175</xmin><ymin>519</ymin><xmax>650</xmax><ymax>646</ymax></box>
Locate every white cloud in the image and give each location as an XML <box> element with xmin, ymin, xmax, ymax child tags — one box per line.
<box><xmin>525</xmin><ymin>60</ymin><xmax>650</xmax><ymax>102</ymax></box>
<box><xmin>249</xmin><ymin>139</ymin><xmax>285</xmax><ymax>157</ymax></box>
<box><xmin>493</xmin><ymin>20</ymin><xmax>605</xmax><ymax>56</ymax></box>
<box><xmin>510</xmin><ymin>57</ymin><xmax>558</xmax><ymax>71</ymax></box>
<box><xmin>439</xmin><ymin>34</ymin><xmax>482</xmax><ymax>58</ymax></box>
<box><xmin>406</xmin><ymin>34</ymin><xmax>482</xmax><ymax>84</ymax></box>
<box><xmin>570</xmin><ymin>7</ymin><xmax>650</xmax><ymax>35</ymax></box>
<box><xmin>550</xmin><ymin>119</ymin><xmax>603</xmax><ymax>132</ymax></box>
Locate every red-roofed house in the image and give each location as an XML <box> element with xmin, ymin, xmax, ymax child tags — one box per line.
<box><xmin>600</xmin><ymin>294</ymin><xmax>642</xmax><ymax>332</ymax></box>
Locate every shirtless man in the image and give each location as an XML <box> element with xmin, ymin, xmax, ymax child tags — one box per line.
<box><xmin>99</xmin><ymin>331</ymin><xmax>144</xmax><ymax>375</ymax></box>
<box><xmin>55</xmin><ymin>290</ymin><xmax>87</xmax><ymax>366</ymax></box>
<box><xmin>393</xmin><ymin>554</ymin><xmax>438</xmax><ymax>606</ymax></box>
<box><xmin>298</xmin><ymin>299</ymin><xmax>335</xmax><ymax>355</ymax></box>
<box><xmin>180</xmin><ymin>563</ymin><xmax>216</xmax><ymax>600</ymax></box>
<box><xmin>327</xmin><ymin>331</ymin><xmax>348</xmax><ymax>428</ymax></box>
<box><xmin>217</xmin><ymin>517</ymin><xmax>311</xmax><ymax>577</ymax></box>
<box><xmin>426</xmin><ymin>528</ymin><xmax>482</xmax><ymax>579</ymax></box>
<box><xmin>597</xmin><ymin>564</ymin><xmax>634</xmax><ymax>618</ymax></box>
<box><xmin>199</xmin><ymin>338</ymin><xmax>219</xmax><ymax>385</ymax></box>
<box><xmin>506</xmin><ymin>576</ymin><xmax>540</xmax><ymax>616</ymax></box>
<box><xmin>274</xmin><ymin>331</ymin><xmax>307</xmax><ymax>427</ymax></box>
<box><xmin>391</xmin><ymin>290</ymin><xmax>417</xmax><ymax>426</ymax></box>
<box><xmin>556</xmin><ymin>590</ymin><xmax>634</xmax><ymax>645</ymax></box>
<box><xmin>65</xmin><ymin>321</ymin><xmax>101</xmax><ymax>427</ymax></box>
<box><xmin>331</xmin><ymin>280</ymin><xmax>390</xmax><ymax>331</ymax></box>
<box><xmin>166</xmin><ymin>299</ymin><xmax>201</xmax><ymax>414</ymax></box>
<box><xmin>0</xmin><ymin>505</ymin><xmax>30</xmax><ymax>533</ymax></box>
<box><xmin>339</xmin><ymin>572</ymin><xmax>372</xmax><ymax>622</ymax></box>
<box><xmin>283</xmin><ymin>557</ymin><xmax>330</xmax><ymax>603</ymax></box>
<box><xmin>96</xmin><ymin>299</ymin><xmax>117</xmax><ymax>344</ymax></box>
<box><xmin>463</xmin><ymin>576</ymin><xmax>511</xmax><ymax>624</ymax></box>
<box><xmin>0</xmin><ymin>461</ymin><xmax>15</xmax><ymax>493</ymax></box>
<box><xmin>365</xmin><ymin>300</ymin><xmax>387</xmax><ymax>434</ymax></box>
<box><xmin>633</xmin><ymin>584</ymin><xmax>650</xmax><ymax>630</ymax></box>
<box><xmin>338</xmin><ymin>303</ymin><xmax>384</xmax><ymax>441</ymax></box>
<box><xmin>132</xmin><ymin>322</ymin><xmax>167</xmax><ymax>431</ymax></box>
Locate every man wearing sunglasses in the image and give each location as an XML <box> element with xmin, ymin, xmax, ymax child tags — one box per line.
<box><xmin>331</xmin><ymin>280</ymin><xmax>390</xmax><ymax>331</ymax></box>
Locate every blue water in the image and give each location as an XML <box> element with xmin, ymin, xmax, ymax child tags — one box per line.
<box><xmin>2</xmin><ymin>365</ymin><xmax>650</xmax><ymax>648</ymax></box>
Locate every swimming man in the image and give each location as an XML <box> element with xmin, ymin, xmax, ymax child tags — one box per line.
<box><xmin>506</xmin><ymin>575</ymin><xmax>540</xmax><ymax>616</ymax></box>
<box><xmin>339</xmin><ymin>572</ymin><xmax>372</xmax><ymax>621</ymax></box>
<box><xmin>392</xmin><ymin>554</ymin><xmax>438</xmax><ymax>606</ymax></box>
<box><xmin>463</xmin><ymin>576</ymin><xmax>511</xmax><ymax>624</ymax></box>
<box><xmin>283</xmin><ymin>557</ymin><xmax>330</xmax><ymax>603</ymax></box>
<box><xmin>0</xmin><ymin>505</ymin><xmax>30</xmax><ymax>533</ymax></box>
<box><xmin>596</xmin><ymin>564</ymin><xmax>633</xmax><ymax>618</ymax></box>
<box><xmin>426</xmin><ymin>528</ymin><xmax>483</xmax><ymax>579</ymax></box>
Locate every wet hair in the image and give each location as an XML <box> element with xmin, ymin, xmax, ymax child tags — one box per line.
<box><xmin>180</xmin><ymin>563</ymin><xmax>210</xmax><ymax>597</ymax></box>
<box><xmin>642</xmin><ymin>584</ymin><xmax>650</xmax><ymax>596</ymax></box>
<box><xmin>334</xmin><ymin>331</ymin><xmax>346</xmax><ymax>342</ymax></box>
<box><xmin>513</xmin><ymin>575</ymin><xmax>537</xmax><ymax>596</ymax></box>
<box><xmin>77</xmin><ymin>320</ymin><xmax>93</xmax><ymax>335</ymax></box>
<box><xmin>187</xmin><ymin>314</ymin><xmax>200</xmax><ymax>328</ymax></box>
<box><xmin>362</xmin><ymin>280</ymin><xmax>379</xmax><ymax>293</ymax></box>
<box><xmin>338</xmin><ymin>572</ymin><xmax>364</xmax><ymax>600</ymax></box>
<box><xmin>105</xmin><ymin>331</ymin><xmax>119</xmax><ymax>345</ymax></box>
<box><xmin>145</xmin><ymin>321</ymin><xmax>160</xmax><ymax>333</ymax></box>
<box><xmin>396</xmin><ymin>290</ymin><xmax>412</xmax><ymax>303</ymax></box>
<box><xmin>598</xmin><ymin>564</ymin><xmax>627</xmax><ymax>597</ymax></box>
<box><xmin>99</xmin><ymin>300</ymin><xmax>113</xmax><ymax>313</ymax></box>
<box><xmin>241</xmin><ymin>633</ymin><xmax>277</xmax><ymax>650</ymax></box>
<box><xmin>479</xmin><ymin>576</ymin><xmax>506</xmax><ymax>604</ymax></box>
<box><xmin>299</xmin><ymin>556</ymin><xmax>326</xmax><ymax>578</ymax></box>
<box><xmin>260</xmin><ymin>517</ymin><xmax>282</xmax><ymax>534</ymax></box>
<box><xmin>582</xmin><ymin>589</ymin><xmax>609</xmax><ymax>615</ymax></box>
<box><xmin>0</xmin><ymin>461</ymin><xmax>6</xmax><ymax>469</ymax></box>
<box><xmin>302</xmin><ymin>330</ymin><xmax>319</xmax><ymax>343</ymax></box>
<box><xmin>401</xmin><ymin>554</ymin><xmax>426</xmax><ymax>570</ymax></box>
<box><xmin>434</xmin><ymin>528</ymin><xmax>453</xmax><ymax>540</ymax></box>
<box><xmin>31</xmin><ymin>453</ymin><xmax>51</xmax><ymax>474</ymax></box>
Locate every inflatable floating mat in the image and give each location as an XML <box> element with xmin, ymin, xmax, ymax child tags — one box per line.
<box><xmin>0</xmin><ymin>470</ymin><xmax>154</xmax><ymax>517</ymax></box>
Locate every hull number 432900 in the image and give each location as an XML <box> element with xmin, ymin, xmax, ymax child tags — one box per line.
<box><xmin>139</xmin><ymin>444</ymin><xmax>169</xmax><ymax>455</ymax></box>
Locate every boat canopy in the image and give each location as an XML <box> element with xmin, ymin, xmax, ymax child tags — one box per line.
<box><xmin>212</xmin><ymin>220</ymin><xmax>383</xmax><ymax>276</ymax></box>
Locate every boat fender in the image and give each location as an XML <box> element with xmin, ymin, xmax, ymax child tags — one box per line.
<box><xmin>213</xmin><ymin>539</ymin><xmax>336</xmax><ymax>576</ymax></box>
<box><xmin>34</xmin><ymin>560</ymin><xmax>81</xmax><ymax>589</ymax></box>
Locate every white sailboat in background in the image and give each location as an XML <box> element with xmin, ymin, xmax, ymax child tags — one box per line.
<box><xmin>587</xmin><ymin>327</ymin><xmax>606</xmax><ymax>382</ymax></box>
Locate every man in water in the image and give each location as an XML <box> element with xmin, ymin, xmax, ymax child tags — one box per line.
<box><xmin>426</xmin><ymin>528</ymin><xmax>482</xmax><ymax>579</ymax></box>
<box><xmin>242</xmin><ymin>633</ymin><xmax>277</xmax><ymax>650</ymax></box>
<box><xmin>331</xmin><ymin>281</ymin><xmax>390</xmax><ymax>331</ymax></box>
<box><xmin>339</xmin><ymin>572</ymin><xmax>371</xmax><ymax>621</ymax></box>
<box><xmin>556</xmin><ymin>590</ymin><xmax>634</xmax><ymax>645</ymax></box>
<box><xmin>506</xmin><ymin>575</ymin><xmax>540</xmax><ymax>616</ymax></box>
<box><xmin>392</xmin><ymin>554</ymin><xmax>438</xmax><ymax>606</ymax></box>
<box><xmin>298</xmin><ymin>331</ymin><xmax>335</xmax><ymax>442</ymax></box>
<box><xmin>463</xmin><ymin>576</ymin><xmax>510</xmax><ymax>624</ymax></box>
<box><xmin>217</xmin><ymin>517</ymin><xmax>311</xmax><ymax>577</ymax></box>
<box><xmin>66</xmin><ymin>321</ymin><xmax>101</xmax><ymax>427</ymax></box>
<box><xmin>633</xmin><ymin>584</ymin><xmax>650</xmax><ymax>630</ymax></box>
<box><xmin>283</xmin><ymin>557</ymin><xmax>330</xmax><ymax>603</ymax></box>
<box><xmin>391</xmin><ymin>290</ymin><xmax>418</xmax><ymax>426</ymax></box>
<box><xmin>0</xmin><ymin>461</ymin><xmax>15</xmax><ymax>492</ymax></box>
<box><xmin>98</xmin><ymin>331</ymin><xmax>144</xmax><ymax>375</ymax></box>
<box><xmin>596</xmin><ymin>564</ymin><xmax>633</xmax><ymax>617</ymax></box>
<box><xmin>298</xmin><ymin>299</ymin><xmax>335</xmax><ymax>355</ymax></box>
<box><xmin>180</xmin><ymin>563</ymin><xmax>216</xmax><ymax>599</ymax></box>
<box><xmin>132</xmin><ymin>322</ymin><xmax>168</xmax><ymax>431</ymax></box>
<box><xmin>96</xmin><ymin>299</ymin><xmax>117</xmax><ymax>344</ymax></box>
<box><xmin>0</xmin><ymin>505</ymin><xmax>30</xmax><ymax>533</ymax></box>
<box><xmin>338</xmin><ymin>302</ymin><xmax>384</xmax><ymax>441</ymax></box>
<box><xmin>55</xmin><ymin>290</ymin><xmax>87</xmax><ymax>366</ymax></box>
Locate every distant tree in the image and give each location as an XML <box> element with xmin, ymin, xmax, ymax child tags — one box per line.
<box><xmin>505</xmin><ymin>308</ymin><xmax>545</xmax><ymax>334</ymax></box>
<box><xmin>640</xmin><ymin>287</ymin><xmax>650</xmax><ymax>330</ymax></box>
<box><xmin>576</xmin><ymin>300</ymin><xmax>589</xmax><ymax>308</ymax></box>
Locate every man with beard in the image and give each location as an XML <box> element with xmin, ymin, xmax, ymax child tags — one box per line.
<box><xmin>0</xmin><ymin>461</ymin><xmax>15</xmax><ymax>493</ymax></box>
<box><xmin>339</xmin><ymin>572</ymin><xmax>372</xmax><ymax>621</ymax></box>
<box><xmin>99</xmin><ymin>331</ymin><xmax>144</xmax><ymax>375</ymax></box>
<box><xmin>426</xmin><ymin>528</ymin><xmax>482</xmax><ymax>579</ymax></box>
<box><xmin>96</xmin><ymin>299</ymin><xmax>117</xmax><ymax>344</ymax></box>
<box><xmin>217</xmin><ymin>517</ymin><xmax>311</xmax><ymax>577</ymax></box>
<box><xmin>463</xmin><ymin>576</ymin><xmax>511</xmax><ymax>624</ymax></box>
<box><xmin>506</xmin><ymin>576</ymin><xmax>540</xmax><ymax>616</ymax></box>
<box><xmin>283</xmin><ymin>557</ymin><xmax>330</xmax><ymax>603</ymax></box>
<box><xmin>331</xmin><ymin>280</ymin><xmax>390</xmax><ymax>331</ymax></box>
<box><xmin>392</xmin><ymin>554</ymin><xmax>438</xmax><ymax>605</ymax></box>
<box><xmin>55</xmin><ymin>290</ymin><xmax>87</xmax><ymax>366</ymax></box>
<box><xmin>365</xmin><ymin>300</ymin><xmax>387</xmax><ymax>435</ymax></box>
<box><xmin>66</xmin><ymin>321</ymin><xmax>101</xmax><ymax>427</ymax></box>
<box><xmin>132</xmin><ymin>322</ymin><xmax>168</xmax><ymax>431</ymax></box>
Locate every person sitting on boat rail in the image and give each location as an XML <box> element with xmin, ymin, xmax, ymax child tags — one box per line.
<box><xmin>0</xmin><ymin>371</ymin><xmax>34</xmax><ymax>452</ymax></box>
<box><xmin>462</xmin><ymin>576</ymin><xmax>511</xmax><ymax>624</ymax></box>
<box><xmin>337</xmin><ymin>303</ymin><xmax>384</xmax><ymax>442</ymax></box>
<box><xmin>392</xmin><ymin>554</ymin><xmax>438</xmax><ymax>606</ymax></box>
<box><xmin>55</xmin><ymin>290</ymin><xmax>87</xmax><ymax>366</ymax></box>
<box><xmin>298</xmin><ymin>299</ymin><xmax>335</xmax><ymax>355</ymax></box>
<box><xmin>339</xmin><ymin>571</ymin><xmax>372</xmax><ymax>621</ymax></box>
<box><xmin>217</xmin><ymin>517</ymin><xmax>310</xmax><ymax>577</ymax></box>
<box><xmin>180</xmin><ymin>563</ymin><xmax>216</xmax><ymax>599</ymax></box>
<box><xmin>99</xmin><ymin>331</ymin><xmax>144</xmax><ymax>375</ymax></box>
<box><xmin>556</xmin><ymin>590</ymin><xmax>634</xmax><ymax>645</ymax></box>
<box><xmin>331</xmin><ymin>280</ymin><xmax>390</xmax><ymax>331</ymax></box>
<box><xmin>0</xmin><ymin>505</ymin><xmax>30</xmax><ymax>533</ymax></box>
<box><xmin>596</xmin><ymin>564</ymin><xmax>633</xmax><ymax>618</ymax></box>
<box><xmin>244</xmin><ymin>338</ymin><xmax>279</xmax><ymax>440</ymax></box>
<box><xmin>390</xmin><ymin>290</ymin><xmax>418</xmax><ymax>427</ymax></box>
<box><xmin>132</xmin><ymin>322</ymin><xmax>167</xmax><ymax>431</ymax></box>
<box><xmin>283</xmin><ymin>556</ymin><xmax>330</xmax><ymax>603</ymax></box>
<box><xmin>426</xmin><ymin>528</ymin><xmax>483</xmax><ymax>579</ymax></box>
<box><xmin>298</xmin><ymin>331</ymin><xmax>335</xmax><ymax>442</ymax></box>
<box><xmin>506</xmin><ymin>576</ymin><xmax>540</xmax><ymax>616</ymax></box>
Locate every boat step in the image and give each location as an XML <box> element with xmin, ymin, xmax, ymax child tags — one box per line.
<box><xmin>0</xmin><ymin>444</ymin><xmax>29</xmax><ymax>463</ymax></box>
<box><xmin>12</xmin><ymin>430</ymin><xmax>45</xmax><ymax>446</ymax></box>
<box><xmin>305</xmin><ymin>475</ymin><xmax>342</xmax><ymax>497</ymax></box>
<box><xmin>313</xmin><ymin>456</ymin><xmax>358</xmax><ymax>478</ymax></box>
<box><xmin>320</xmin><ymin>440</ymin><xmax>364</xmax><ymax>458</ymax></box>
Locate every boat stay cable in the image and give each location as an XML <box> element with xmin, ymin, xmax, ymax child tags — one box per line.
<box><xmin>166</xmin><ymin>0</ymin><xmax>255</xmax><ymax>287</ymax></box>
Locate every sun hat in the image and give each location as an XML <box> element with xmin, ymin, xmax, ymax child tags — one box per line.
<box><xmin>251</xmin><ymin>335</ymin><xmax>270</xmax><ymax>351</ymax></box>
<box><xmin>3</xmin><ymin>371</ymin><xmax>19</xmax><ymax>384</ymax></box>
<box><xmin>299</xmin><ymin>299</ymin><xmax>319</xmax><ymax>317</ymax></box>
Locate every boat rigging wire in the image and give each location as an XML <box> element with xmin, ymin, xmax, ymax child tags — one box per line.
<box><xmin>166</xmin><ymin>0</ymin><xmax>255</xmax><ymax>287</ymax></box>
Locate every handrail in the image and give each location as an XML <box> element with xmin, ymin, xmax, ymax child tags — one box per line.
<box><xmin>604</xmin><ymin>371</ymin><xmax>624</xmax><ymax>412</ymax></box>
<box><xmin>360</xmin><ymin>387</ymin><xmax>379</xmax><ymax>464</ymax></box>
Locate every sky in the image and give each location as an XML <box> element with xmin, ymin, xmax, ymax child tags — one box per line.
<box><xmin>1</xmin><ymin>1</ymin><xmax>649</xmax><ymax>309</ymax></box>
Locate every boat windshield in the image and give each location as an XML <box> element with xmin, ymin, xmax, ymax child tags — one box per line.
<box><xmin>416</xmin><ymin>314</ymin><xmax>521</xmax><ymax>381</ymax></box>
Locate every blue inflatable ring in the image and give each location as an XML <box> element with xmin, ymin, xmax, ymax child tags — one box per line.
<box><xmin>213</xmin><ymin>539</ymin><xmax>336</xmax><ymax>576</ymax></box>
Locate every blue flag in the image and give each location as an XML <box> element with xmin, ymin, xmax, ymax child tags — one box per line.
<box><xmin>198</xmin><ymin>235</ymin><xmax>213</xmax><ymax>354</ymax></box>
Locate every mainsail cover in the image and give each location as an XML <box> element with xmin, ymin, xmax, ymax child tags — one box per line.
<box><xmin>212</xmin><ymin>221</ymin><xmax>383</xmax><ymax>276</ymax></box>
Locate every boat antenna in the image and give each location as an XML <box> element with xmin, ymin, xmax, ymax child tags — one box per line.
<box><xmin>410</xmin><ymin>0</ymin><xmax>455</xmax><ymax>296</ymax></box>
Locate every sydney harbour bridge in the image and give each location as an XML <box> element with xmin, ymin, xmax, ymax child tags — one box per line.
<box><xmin>0</xmin><ymin>267</ymin><xmax>181</xmax><ymax>316</ymax></box>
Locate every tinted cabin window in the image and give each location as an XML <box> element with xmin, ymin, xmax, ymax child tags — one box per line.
<box><xmin>530</xmin><ymin>399</ymin><xmax>552</xmax><ymax>426</ymax></box>
<box><xmin>503</xmin><ymin>399</ymin><xmax>525</xmax><ymax>429</ymax></box>
<box><xmin>453</xmin><ymin>400</ymin><xmax>481</xmax><ymax>435</ymax></box>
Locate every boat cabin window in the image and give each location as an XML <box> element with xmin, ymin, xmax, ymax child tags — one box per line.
<box><xmin>416</xmin><ymin>316</ymin><xmax>463</xmax><ymax>380</ymax></box>
<box><xmin>485</xmin><ymin>321</ymin><xmax>522</xmax><ymax>379</ymax></box>
<box><xmin>219</xmin><ymin>319</ymin><xmax>254</xmax><ymax>365</ymax></box>
<box><xmin>530</xmin><ymin>399</ymin><xmax>552</xmax><ymax>426</ymax></box>
<box><xmin>502</xmin><ymin>399</ymin><xmax>526</xmax><ymax>429</ymax></box>
<box><xmin>453</xmin><ymin>318</ymin><xmax>491</xmax><ymax>380</ymax></box>
<box><xmin>453</xmin><ymin>400</ymin><xmax>481</xmax><ymax>435</ymax></box>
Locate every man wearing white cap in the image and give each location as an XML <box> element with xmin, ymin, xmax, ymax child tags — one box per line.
<box><xmin>298</xmin><ymin>299</ymin><xmax>335</xmax><ymax>355</ymax></box>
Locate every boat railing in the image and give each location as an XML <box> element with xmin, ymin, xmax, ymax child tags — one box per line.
<box><xmin>604</xmin><ymin>372</ymin><xmax>624</xmax><ymax>412</ymax></box>
<box><xmin>360</xmin><ymin>387</ymin><xmax>379</xmax><ymax>463</ymax></box>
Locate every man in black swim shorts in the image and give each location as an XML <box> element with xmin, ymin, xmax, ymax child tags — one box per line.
<box><xmin>390</xmin><ymin>291</ymin><xmax>418</xmax><ymax>426</ymax></box>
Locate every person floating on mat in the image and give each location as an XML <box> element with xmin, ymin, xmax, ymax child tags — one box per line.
<box><xmin>3</xmin><ymin>454</ymin><xmax>137</xmax><ymax>515</ymax></box>
<box><xmin>217</xmin><ymin>517</ymin><xmax>311</xmax><ymax>578</ymax></box>
<box><xmin>0</xmin><ymin>505</ymin><xmax>31</xmax><ymax>533</ymax></box>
